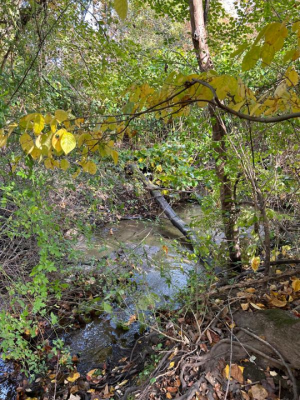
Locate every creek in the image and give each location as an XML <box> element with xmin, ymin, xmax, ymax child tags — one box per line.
<box><xmin>65</xmin><ymin>203</ymin><xmax>204</xmax><ymax>373</ymax></box>
<box><xmin>0</xmin><ymin>202</ymin><xmax>205</xmax><ymax>398</ymax></box>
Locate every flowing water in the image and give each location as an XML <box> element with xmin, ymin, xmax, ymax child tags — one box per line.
<box><xmin>65</xmin><ymin>203</ymin><xmax>204</xmax><ymax>373</ymax></box>
<box><xmin>0</xmin><ymin>203</ymin><xmax>205</xmax><ymax>395</ymax></box>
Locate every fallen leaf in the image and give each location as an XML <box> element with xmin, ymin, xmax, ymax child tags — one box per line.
<box><xmin>168</xmin><ymin>347</ymin><xmax>178</xmax><ymax>360</ymax></box>
<box><xmin>125</xmin><ymin>314</ymin><xmax>136</xmax><ymax>326</ymax></box>
<box><xmin>223</xmin><ymin>364</ymin><xmax>244</xmax><ymax>383</ymax></box>
<box><xmin>269</xmin><ymin>370</ymin><xmax>277</xmax><ymax>376</ymax></box>
<box><xmin>250</xmin><ymin>303</ymin><xmax>262</xmax><ymax>310</ymax></box>
<box><xmin>166</xmin><ymin>393</ymin><xmax>173</xmax><ymax>399</ymax></box>
<box><xmin>67</xmin><ymin>372</ymin><xmax>80</xmax><ymax>382</ymax></box>
<box><xmin>206</xmin><ymin>330</ymin><xmax>213</xmax><ymax>343</ymax></box>
<box><xmin>269</xmin><ymin>297</ymin><xmax>287</xmax><ymax>308</ymax></box>
<box><xmin>241</xmin><ymin>303</ymin><xmax>249</xmax><ymax>311</ymax></box>
<box><xmin>245</xmin><ymin>288</ymin><xmax>256</xmax><ymax>293</ymax></box>
<box><xmin>168</xmin><ymin>362</ymin><xmax>175</xmax><ymax>369</ymax></box>
<box><xmin>249</xmin><ymin>384</ymin><xmax>268</xmax><ymax>399</ymax></box>
<box><xmin>166</xmin><ymin>386</ymin><xmax>178</xmax><ymax>393</ymax></box>
<box><xmin>292</xmin><ymin>279</ymin><xmax>300</xmax><ymax>292</ymax></box>
<box><xmin>241</xmin><ymin>390</ymin><xmax>250</xmax><ymax>400</ymax></box>
<box><xmin>69</xmin><ymin>395</ymin><xmax>81</xmax><ymax>400</ymax></box>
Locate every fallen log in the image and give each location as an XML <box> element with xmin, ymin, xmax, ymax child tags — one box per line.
<box><xmin>125</xmin><ymin>163</ymin><xmax>198</xmax><ymax>250</ymax></box>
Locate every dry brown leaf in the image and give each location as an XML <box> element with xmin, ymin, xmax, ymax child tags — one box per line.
<box><xmin>206</xmin><ymin>330</ymin><xmax>213</xmax><ymax>344</ymax></box>
<box><xmin>245</xmin><ymin>288</ymin><xmax>256</xmax><ymax>293</ymax></box>
<box><xmin>166</xmin><ymin>386</ymin><xmax>178</xmax><ymax>393</ymax></box>
<box><xmin>166</xmin><ymin>392</ymin><xmax>172</xmax><ymax>399</ymax></box>
<box><xmin>269</xmin><ymin>297</ymin><xmax>287</xmax><ymax>308</ymax></box>
<box><xmin>241</xmin><ymin>390</ymin><xmax>250</xmax><ymax>400</ymax></box>
<box><xmin>125</xmin><ymin>314</ymin><xmax>136</xmax><ymax>326</ymax></box>
<box><xmin>249</xmin><ymin>384</ymin><xmax>268</xmax><ymax>399</ymax></box>
<box><xmin>241</xmin><ymin>303</ymin><xmax>249</xmax><ymax>311</ymax></box>
<box><xmin>223</xmin><ymin>364</ymin><xmax>244</xmax><ymax>384</ymax></box>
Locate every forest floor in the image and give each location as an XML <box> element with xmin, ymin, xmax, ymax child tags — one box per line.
<box><xmin>1</xmin><ymin>169</ymin><xmax>300</xmax><ymax>400</ymax></box>
<box><xmin>9</xmin><ymin>256</ymin><xmax>300</xmax><ymax>400</ymax></box>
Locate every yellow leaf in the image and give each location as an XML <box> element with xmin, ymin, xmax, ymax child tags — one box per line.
<box><xmin>87</xmin><ymin>369</ymin><xmax>98</xmax><ymax>379</ymax></box>
<box><xmin>274</xmin><ymin>82</ymin><xmax>287</xmax><ymax>98</ymax></box>
<box><xmin>156</xmin><ymin>164</ymin><xmax>163</xmax><ymax>172</ymax></box>
<box><xmin>50</xmin><ymin>118</ymin><xmax>57</xmax><ymax>133</ymax></box>
<box><xmin>265</xmin><ymin>22</ymin><xmax>288</xmax><ymax>45</ymax></box>
<box><xmin>0</xmin><ymin>130</ymin><xmax>7</xmax><ymax>148</ymax></box>
<box><xmin>75</xmin><ymin>118</ymin><xmax>84</xmax><ymax>127</ymax></box>
<box><xmin>83</xmin><ymin>161</ymin><xmax>97</xmax><ymax>175</ymax></box>
<box><xmin>285</xmin><ymin>68</ymin><xmax>299</xmax><ymax>87</ymax></box>
<box><xmin>260</xmin><ymin>43</ymin><xmax>275</xmax><ymax>66</ymax></box>
<box><xmin>166</xmin><ymin>393</ymin><xmax>172</xmax><ymax>399</ymax></box>
<box><xmin>61</xmin><ymin>131</ymin><xmax>76</xmax><ymax>155</ymax></box>
<box><xmin>292</xmin><ymin>279</ymin><xmax>300</xmax><ymax>292</ymax></box>
<box><xmin>251</xmin><ymin>256</ymin><xmax>260</xmax><ymax>272</ymax></box>
<box><xmin>78</xmin><ymin>132</ymin><xmax>91</xmax><ymax>148</ymax></box>
<box><xmin>44</xmin><ymin>158</ymin><xmax>54</xmax><ymax>170</ymax></box>
<box><xmin>168</xmin><ymin>361</ymin><xmax>175</xmax><ymax>369</ymax></box>
<box><xmin>114</xmin><ymin>0</ymin><xmax>128</xmax><ymax>20</ymax></box>
<box><xmin>33</xmin><ymin>113</ymin><xmax>45</xmax><ymax>135</ymax></box>
<box><xmin>60</xmin><ymin>159</ymin><xmax>70</xmax><ymax>171</ymax></box>
<box><xmin>20</xmin><ymin>133</ymin><xmax>34</xmax><ymax>154</ymax></box>
<box><xmin>30</xmin><ymin>147</ymin><xmax>42</xmax><ymax>160</ymax></box>
<box><xmin>224</xmin><ymin>364</ymin><xmax>230</xmax><ymax>380</ymax></box>
<box><xmin>55</xmin><ymin>109</ymin><xmax>68</xmax><ymax>123</ymax></box>
<box><xmin>111</xmin><ymin>150</ymin><xmax>118</xmax><ymax>165</ymax></box>
<box><xmin>44</xmin><ymin>113</ymin><xmax>53</xmax><ymax>124</ymax></box>
<box><xmin>67</xmin><ymin>372</ymin><xmax>80</xmax><ymax>382</ymax></box>
<box><xmin>52</xmin><ymin>129</ymin><xmax>65</xmax><ymax>152</ymax></box>
<box><xmin>72</xmin><ymin>167</ymin><xmax>81</xmax><ymax>179</ymax></box>
<box><xmin>64</xmin><ymin>120</ymin><xmax>71</xmax><ymax>129</ymax></box>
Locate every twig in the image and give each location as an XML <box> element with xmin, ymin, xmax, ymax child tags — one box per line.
<box><xmin>207</xmin><ymin>268</ymin><xmax>300</xmax><ymax>296</ymax></box>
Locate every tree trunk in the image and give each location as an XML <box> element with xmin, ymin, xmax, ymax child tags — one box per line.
<box><xmin>188</xmin><ymin>0</ymin><xmax>241</xmax><ymax>271</ymax></box>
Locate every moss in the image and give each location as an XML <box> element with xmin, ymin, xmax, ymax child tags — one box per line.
<box><xmin>260</xmin><ymin>309</ymin><xmax>299</xmax><ymax>328</ymax></box>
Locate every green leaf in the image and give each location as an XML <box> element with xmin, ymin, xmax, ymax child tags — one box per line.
<box><xmin>102</xmin><ymin>302</ymin><xmax>113</xmax><ymax>313</ymax></box>
<box><xmin>114</xmin><ymin>0</ymin><xmax>128</xmax><ymax>20</ymax></box>
<box><xmin>60</xmin><ymin>131</ymin><xmax>76</xmax><ymax>155</ymax></box>
<box><xmin>242</xmin><ymin>46</ymin><xmax>261</xmax><ymax>71</ymax></box>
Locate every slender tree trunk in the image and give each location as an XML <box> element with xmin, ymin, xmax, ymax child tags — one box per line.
<box><xmin>189</xmin><ymin>0</ymin><xmax>241</xmax><ymax>271</ymax></box>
